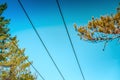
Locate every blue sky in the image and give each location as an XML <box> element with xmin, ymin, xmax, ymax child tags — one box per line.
<box><xmin>0</xmin><ymin>0</ymin><xmax>120</xmax><ymax>80</ymax></box>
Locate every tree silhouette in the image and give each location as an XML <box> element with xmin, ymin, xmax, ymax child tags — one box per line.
<box><xmin>0</xmin><ymin>3</ymin><xmax>36</xmax><ymax>80</ymax></box>
<box><xmin>74</xmin><ymin>3</ymin><xmax>120</xmax><ymax>50</ymax></box>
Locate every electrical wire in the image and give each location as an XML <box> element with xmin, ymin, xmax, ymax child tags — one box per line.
<box><xmin>56</xmin><ymin>0</ymin><xmax>86</xmax><ymax>80</ymax></box>
<box><xmin>17</xmin><ymin>0</ymin><xmax>65</xmax><ymax>80</ymax></box>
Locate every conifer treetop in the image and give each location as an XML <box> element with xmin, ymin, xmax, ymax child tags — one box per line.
<box><xmin>0</xmin><ymin>3</ymin><xmax>36</xmax><ymax>80</ymax></box>
<box><xmin>0</xmin><ymin>3</ymin><xmax>7</xmax><ymax>15</ymax></box>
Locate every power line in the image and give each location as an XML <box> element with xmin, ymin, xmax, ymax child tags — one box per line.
<box><xmin>55</xmin><ymin>0</ymin><xmax>86</xmax><ymax>80</ymax></box>
<box><xmin>10</xmin><ymin>38</ymin><xmax>45</xmax><ymax>80</ymax></box>
<box><xmin>17</xmin><ymin>0</ymin><xmax>65</xmax><ymax>80</ymax></box>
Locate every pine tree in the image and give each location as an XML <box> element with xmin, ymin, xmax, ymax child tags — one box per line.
<box><xmin>0</xmin><ymin>3</ymin><xmax>36</xmax><ymax>80</ymax></box>
<box><xmin>74</xmin><ymin>3</ymin><xmax>120</xmax><ymax>50</ymax></box>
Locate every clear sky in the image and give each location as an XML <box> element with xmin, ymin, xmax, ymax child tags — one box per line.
<box><xmin>0</xmin><ymin>0</ymin><xmax>120</xmax><ymax>80</ymax></box>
